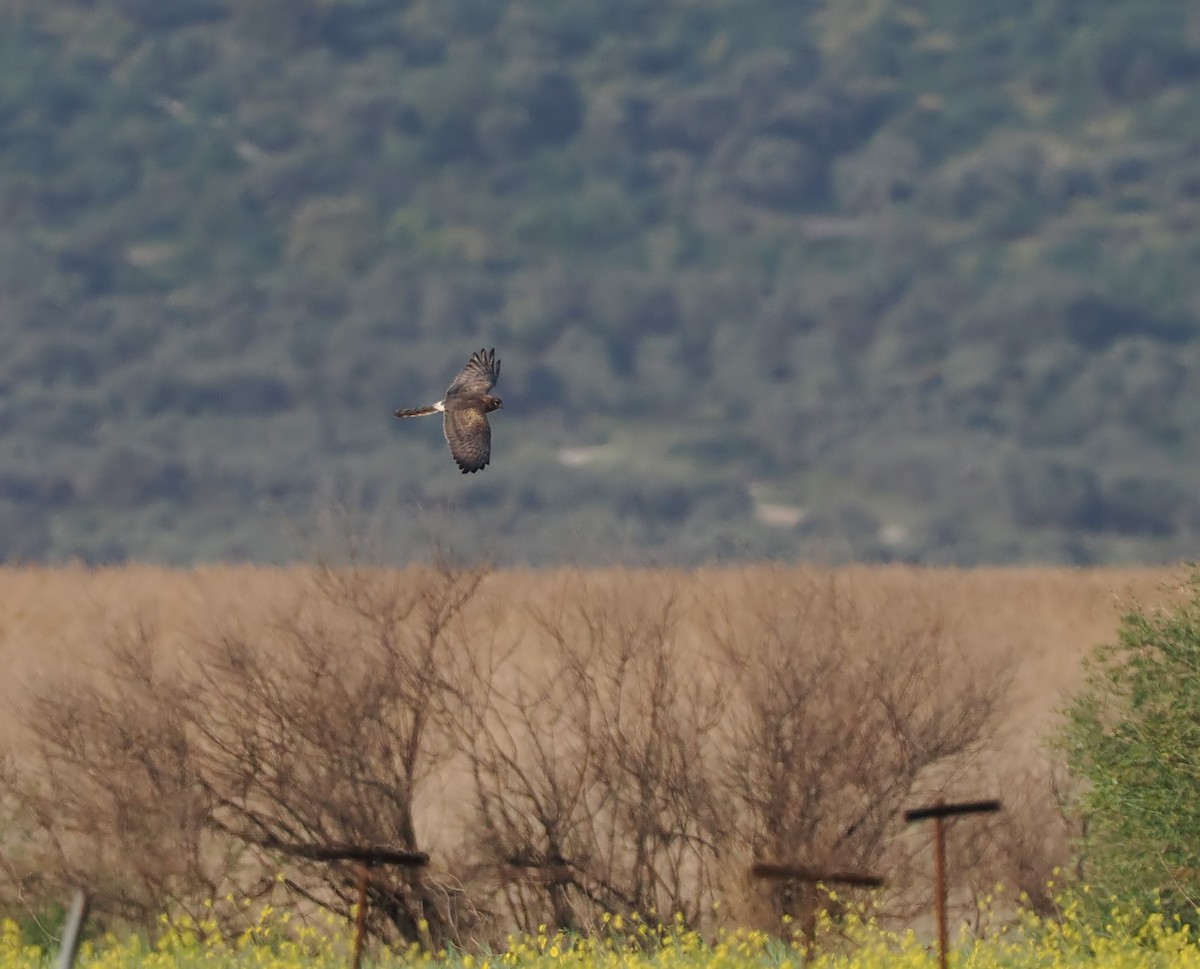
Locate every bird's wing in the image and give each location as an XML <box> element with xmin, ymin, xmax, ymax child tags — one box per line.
<box><xmin>445</xmin><ymin>347</ymin><xmax>499</xmax><ymax>399</ymax></box>
<box><xmin>443</xmin><ymin>407</ymin><xmax>492</xmax><ymax>474</ymax></box>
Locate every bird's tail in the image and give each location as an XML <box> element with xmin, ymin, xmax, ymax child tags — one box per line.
<box><xmin>394</xmin><ymin>402</ymin><xmax>444</xmax><ymax>418</ymax></box>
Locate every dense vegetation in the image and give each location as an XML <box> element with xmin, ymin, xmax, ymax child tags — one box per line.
<box><xmin>3</xmin><ymin>0</ymin><xmax>1200</xmax><ymax>564</ymax></box>
<box><xmin>1062</xmin><ymin>574</ymin><xmax>1200</xmax><ymax>926</ymax></box>
<box><xmin>10</xmin><ymin>899</ymin><xmax>1200</xmax><ymax>969</ymax></box>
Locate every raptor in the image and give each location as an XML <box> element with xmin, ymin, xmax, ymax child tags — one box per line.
<box><xmin>394</xmin><ymin>347</ymin><xmax>503</xmax><ymax>474</ymax></box>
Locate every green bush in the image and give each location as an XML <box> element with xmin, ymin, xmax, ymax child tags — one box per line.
<box><xmin>1060</xmin><ymin>573</ymin><xmax>1200</xmax><ymax>922</ymax></box>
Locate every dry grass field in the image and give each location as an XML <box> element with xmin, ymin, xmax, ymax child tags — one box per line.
<box><xmin>0</xmin><ymin>562</ymin><xmax>1190</xmax><ymax>943</ymax></box>
<box><xmin>0</xmin><ymin>562</ymin><xmax>1182</xmax><ymax>742</ymax></box>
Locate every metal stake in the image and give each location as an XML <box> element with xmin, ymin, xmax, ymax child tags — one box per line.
<box><xmin>258</xmin><ymin>838</ymin><xmax>429</xmax><ymax>969</ymax></box>
<box><xmin>55</xmin><ymin>891</ymin><xmax>90</xmax><ymax>969</ymax></box>
<box><xmin>750</xmin><ymin>862</ymin><xmax>885</xmax><ymax>963</ymax></box>
<box><xmin>352</xmin><ymin>865</ymin><xmax>369</xmax><ymax>969</ymax></box>
<box><xmin>904</xmin><ymin>798</ymin><xmax>1001</xmax><ymax>969</ymax></box>
<box><xmin>933</xmin><ymin>814</ymin><xmax>947</xmax><ymax>969</ymax></box>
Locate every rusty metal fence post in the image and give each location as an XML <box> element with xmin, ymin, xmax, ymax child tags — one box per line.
<box><xmin>904</xmin><ymin>799</ymin><xmax>1001</xmax><ymax>969</ymax></box>
<box><xmin>260</xmin><ymin>839</ymin><xmax>429</xmax><ymax>969</ymax></box>
<box><xmin>750</xmin><ymin>862</ymin><xmax>885</xmax><ymax>962</ymax></box>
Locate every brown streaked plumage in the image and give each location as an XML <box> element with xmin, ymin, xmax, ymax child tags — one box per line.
<box><xmin>393</xmin><ymin>348</ymin><xmax>503</xmax><ymax>474</ymax></box>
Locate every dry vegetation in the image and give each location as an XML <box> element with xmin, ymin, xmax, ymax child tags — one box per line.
<box><xmin>0</xmin><ymin>563</ymin><xmax>1186</xmax><ymax>947</ymax></box>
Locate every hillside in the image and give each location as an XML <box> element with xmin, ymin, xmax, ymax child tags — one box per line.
<box><xmin>3</xmin><ymin>0</ymin><xmax>1200</xmax><ymax>565</ymax></box>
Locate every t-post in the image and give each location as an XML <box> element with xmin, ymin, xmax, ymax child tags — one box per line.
<box><xmin>260</xmin><ymin>839</ymin><xmax>430</xmax><ymax>969</ymax></box>
<box><xmin>903</xmin><ymin>799</ymin><xmax>1001</xmax><ymax>969</ymax></box>
<box><xmin>750</xmin><ymin>862</ymin><xmax>885</xmax><ymax>961</ymax></box>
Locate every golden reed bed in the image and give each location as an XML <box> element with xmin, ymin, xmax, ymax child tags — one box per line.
<box><xmin>0</xmin><ymin>562</ymin><xmax>1183</xmax><ymax>739</ymax></box>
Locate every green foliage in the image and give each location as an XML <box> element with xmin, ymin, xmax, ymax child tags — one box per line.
<box><xmin>1</xmin><ymin>0</ymin><xmax>1200</xmax><ymax>565</ymax></box>
<box><xmin>8</xmin><ymin>899</ymin><xmax>69</xmax><ymax>950</ymax></box>
<box><xmin>1060</xmin><ymin>575</ymin><xmax>1200</xmax><ymax>921</ymax></box>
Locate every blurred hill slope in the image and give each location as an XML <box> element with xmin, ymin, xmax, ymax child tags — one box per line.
<box><xmin>2</xmin><ymin>0</ymin><xmax>1200</xmax><ymax>564</ymax></box>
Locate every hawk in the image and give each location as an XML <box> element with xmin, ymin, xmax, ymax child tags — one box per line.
<box><xmin>394</xmin><ymin>347</ymin><xmax>503</xmax><ymax>474</ymax></box>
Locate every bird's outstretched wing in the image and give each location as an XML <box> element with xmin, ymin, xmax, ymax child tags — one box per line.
<box><xmin>443</xmin><ymin>407</ymin><xmax>492</xmax><ymax>474</ymax></box>
<box><xmin>445</xmin><ymin>347</ymin><xmax>499</xmax><ymax>400</ymax></box>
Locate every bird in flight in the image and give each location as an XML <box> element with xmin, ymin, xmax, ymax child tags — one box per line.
<box><xmin>394</xmin><ymin>348</ymin><xmax>503</xmax><ymax>473</ymax></box>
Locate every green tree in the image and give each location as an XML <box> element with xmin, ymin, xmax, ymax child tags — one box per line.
<box><xmin>1060</xmin><ymin>574</ymin><xmax>1200</xmax><ymax>920</ymax></box>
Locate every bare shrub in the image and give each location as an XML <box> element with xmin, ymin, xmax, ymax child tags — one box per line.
<box><xmin>188</xmin><ymin>561</ymin><xmax>486</xmax><ymax>946</ymax></box>
<box><xmin>953</xmin><ymin>756</ymin><xmax>1078</xmax><ymax>924</ymax></box>
<box><xmin>3</xmin><ymin>563</ymin><xmax>1021</xmax><ymax>947</ymax></box>
<box><xmin>708</xmin><ymin>569</ymin><xmax>1011</xmax><ymax>929</ymax></box>
<box><xmin>452</xmin><ymin>626</ymin><xmax>596</xmax><ymax>934</ymax></box>
<box><xmin>5</xmin><ymin>562</ymin><xmax>487</xmax><ymax>945</ymax></box>
<box><xmin>1</xmin><ymin>622</ymin><xmax>219</xmax><ymax>932</ymax></box>
<box><xmin>456</xmin><ymin>573</ymin><xmax>729</xmax><ymax>935</ymax></box>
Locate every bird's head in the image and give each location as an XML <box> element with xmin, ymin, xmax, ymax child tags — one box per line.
<box><xmin>484</xmin><ymin>395</ymin><xmax>503</xmax><ymax>412</ymax></box>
